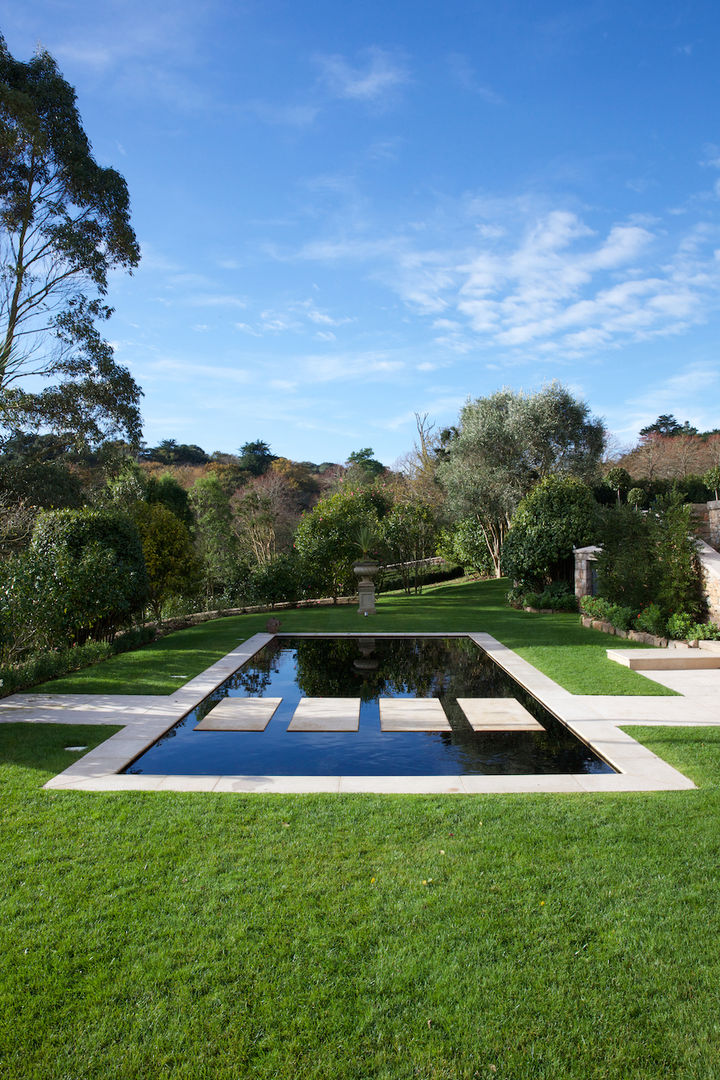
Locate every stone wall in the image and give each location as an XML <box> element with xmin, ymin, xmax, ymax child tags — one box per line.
<box><xmin>697</xmin><ymin>539</ymin><xmax>720</xmax><ymax>624</ymax></box>
<box><xmin>709</xmin><ymin>500</ymin><xmax>720</xmax><ymax>549</ymax></box>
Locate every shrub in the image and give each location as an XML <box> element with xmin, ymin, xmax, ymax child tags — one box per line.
<box><xmin>607</xmin><ymin>604</ymin><xmax>635</xmax><ymax>631</ymax></box>
<box><xmin>635</xmin><ymin>604</ymin><xmax>667</xmax><ymax>637</ymax></box>
<box><xmin>0</xmin><ymin>624</ymin><xmax>156</xmax><ymax>697</ymax></box>
<box><xmin>0</xmin><ymin>508</ymin><xmax>149</xmax><ymax>660</ymax></box>
<box><xmin>579</xmin><ymin>595</ymin><xmax>634</xmax><ymax>630</ymax></box>
<box><xmin>501</xmin><ymin>475</ymin><xmax>601</xmax><ymax>589</ymax></box>
<box><xmin>247</xmin><ymin>554</ymin><xmax>301</xmax><ymax>607</ymax></box>
<box><xmin>538</xmin><ymin>587</ymin><xmax>578</xmax><ymax>612</ymax></box>
<box><xmin>667</xmin><ymin>613</ymin><xmax>720</xmax><ymax>641</ymax></box>
<box><xmin>437</xmin><ymin>520</ymin><xmax>495</xmax><ymax>577</ymax></box>
<box><xmin>597</xmin><ymin>497</ymin><xmax>704</xmax><ymax>621</ymax></box>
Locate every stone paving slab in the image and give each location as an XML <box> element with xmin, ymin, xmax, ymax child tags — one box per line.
<box><xmin>457</xmin><ymin>698</ymin><xmax>543</xmax><ymax>731</ymax></box>
<box><xmin>194</xmin><ymin>697</ymin><xmax>282</xmax><ymax>731</ymax></box>
<box><xmin>287</xmin><ymin>698</ymin><xmax>360</xmax><ymax>732</ymax></box>
<box><xmin>379</xmin><ymin>698</ymin><xmax>450</xmax><ymax>731</ymax></box>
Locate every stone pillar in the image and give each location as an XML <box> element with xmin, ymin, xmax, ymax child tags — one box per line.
<box><xmin>573</xmin><ymin>546</ymin><xmax>601</xmax><ymax>599</ymax></box>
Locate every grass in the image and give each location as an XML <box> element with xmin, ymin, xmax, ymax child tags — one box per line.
<box><xmin>37</xmin><ymin>578</ymin><xmax>675</xmax><ymax>697</ymax></box>
<box><xmin>1</xmin><ymin>721</ymin><xmax>720</xmax><ymax>1078</ymax></box>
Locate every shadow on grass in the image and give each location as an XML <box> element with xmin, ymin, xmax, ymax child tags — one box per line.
<box><xmin>0</xmin><ymin>723</ymin><xmax>120</xmax><ymax>775</ymax></box>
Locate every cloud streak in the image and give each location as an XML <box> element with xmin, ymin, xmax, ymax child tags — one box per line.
<box><xmin>316</xmin><ymin>47</ymin><xmax>409</xmax><ymax>103</ymax></box>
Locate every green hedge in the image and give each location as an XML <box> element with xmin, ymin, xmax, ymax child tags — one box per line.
<box><xmin>0</xmin><ymin>625</ymin><xmax>155</xmax><ymax>697</ymax></box>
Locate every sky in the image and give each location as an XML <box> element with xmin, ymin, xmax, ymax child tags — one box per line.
<box><xmin>3</xmin><ymin>0</ymin><xmax>720</xmax><ymax>466</ymax></box>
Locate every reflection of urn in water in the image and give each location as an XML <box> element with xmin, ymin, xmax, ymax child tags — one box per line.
<box><xmin>353</xmin><ymin>637</ymin><xmax>379</xmax><ymax>672</ymax></box>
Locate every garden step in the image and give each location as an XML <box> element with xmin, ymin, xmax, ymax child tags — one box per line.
<box><xmin>607</xmin><ymin>648</ymin><xmax>720</xmax><ymax>670</ymax></box>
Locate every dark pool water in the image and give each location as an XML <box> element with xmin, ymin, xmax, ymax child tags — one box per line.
<box><xmin>125</xmin><ymin>636</ymin><xmax>613</xmax><ymax>776</ymax></box>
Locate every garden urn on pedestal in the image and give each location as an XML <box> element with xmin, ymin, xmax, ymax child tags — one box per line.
<box><xmin>354</xmin><ymin>560</ymin><xmax>379</xmax><ymax>615</ymax></box>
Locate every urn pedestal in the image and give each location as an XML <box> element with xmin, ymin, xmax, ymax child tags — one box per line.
<box><xmin>353</xmin><ymin>561</ymin><xmax>379</xmax><ymax>615</ymax></box>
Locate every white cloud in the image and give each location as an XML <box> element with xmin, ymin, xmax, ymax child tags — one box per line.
<box><xmin>316</xmin><ymin>47</ymin><xmax>409</xmax><ymax>103</ymax></box>
<box><xmin>446</xmin><ymin>53</ymin><xmax>504</xmax><ymax>105</ymax></box>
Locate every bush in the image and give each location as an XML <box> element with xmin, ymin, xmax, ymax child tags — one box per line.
<box><xmin>501</xmin><ymin>475</ymin><xmax>601</xmax><ymax>589</ymax></box>
<box><xmin>132</xmin><ymin>502</ymin><xmax>201</xmax><ymax>618</ymax></box>
<box><xmin>522</xmin><ymin>591</ymin><xmax>542</xmax><ymax>609</ymax></box>
<box><xmin>0</xmin><ymin>624</ymin><xmax>156</xmax><ymax>697</ymax></box>
<box><xmin>597</xmin><ymin>497</ymin><xmax>704</xmax><ymax>620</ymax></box>
<box><xmin>579</xmin><ymin>595</ymin><xmax>635</xmax><ymax>630</ymax></box>
<box><xmin>293</xmin><ymin>487</ymin><xmax>391</xmax><ymax>598</ymax></box>
<box><xmin>667</xmin><ymin>613</ymin><xmax>720</xmax><ymax>641</ymax></box>
<box><xmin>436</xmin><ymin>520</ymin><xmax>495</xmax><ymax>577</ymax></box>
<box><xmin>247</xmin><ymin>554</ymin><xmax>302</xmax><ymax>607</ymax></box>
<box><xmin>539</xmin><ymin>588</ymin><xmax>578</xmax><ymax>612</ymax></box>
<box><xmin>635</xmin><ymin>603</ymin><xmax>667</xmax><ymax>637</ymax></box>
<box><xmin>0</xmin><ymin>508</ymin><xmax>149</xmax><ymax>661</ymax></box>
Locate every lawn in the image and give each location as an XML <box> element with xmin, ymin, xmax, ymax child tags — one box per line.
<box><xmin>1</xmin><ymin>721</ymin><xmax>719</xmax><ymax>1079</ymax></box>
<box><xmin>37</xmin><ymin>578</ymin><xmax>675</xmax><ymax>697</ymax></box>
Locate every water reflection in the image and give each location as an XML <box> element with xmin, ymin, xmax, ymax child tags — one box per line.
<box><xmin>126</xmin><ymin>636</ymin><xmax>612</xmax><ymax>777</ymax></box>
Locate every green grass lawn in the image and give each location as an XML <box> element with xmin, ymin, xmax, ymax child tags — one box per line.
<box><xmin>1</xmin><ymin>721</ymin><xmax>719</xmax><ymax>1079</ymax></box>
<box><xmin>37</xmin><ymin>578</ymin><xmax>675</xmax><ymax>697</ymax></box>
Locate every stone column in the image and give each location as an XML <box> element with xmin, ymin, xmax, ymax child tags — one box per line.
<box><xmin>573</xmin><ymin>546</ymin><xmax>601</xmax><ymax>599</ymax></box>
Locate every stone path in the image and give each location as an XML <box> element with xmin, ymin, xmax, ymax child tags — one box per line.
<box><xmin>0</xmin><ymin>631</ymin><xmax>717</xmax><ymax>793</ymax></box>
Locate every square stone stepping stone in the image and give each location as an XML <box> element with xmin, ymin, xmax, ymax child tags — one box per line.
<box><xmin>457</xmin><ymin>698</ymin><xmax>543</xmax><ymax>732</ymax></box>
<box><xmin>194</xmin><ymin>697</ymin><xmax>282</xmax><ymax>731</ymax></box>
<box><xmin>379</xmin><ymin>698</ymin><xmax>450</xmax><ymax>731</ymax></box>
<box><xmin>288</xmin><ymin>698</ymin><xmax>360</xmax><ymax>732</ymax></box>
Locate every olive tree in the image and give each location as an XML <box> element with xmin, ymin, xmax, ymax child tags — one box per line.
<box><xmin>438</xmin><ymin>383</ymin><xmax>606</xmax><ymax>576</ymax></box>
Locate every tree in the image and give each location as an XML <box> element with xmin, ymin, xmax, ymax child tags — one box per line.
<box><xmin>639</xmin><ymin>415</ymin><xmax>697</xmax><ymax>438</ymax></box>
<box><xmin>140</xmin><ymin>440</ymin><xmax>209</xmax><ymax>466</ymax></box>
<box><xmin>344</xmin><ymin>447</ymin><xmax>386</xmax><ymax>485</ymax></box>
<box><xmin>18</xmin><ymin>507</ymin><xmax>148</xmax><ymax>646</ymax></box>
<box><xmin>705</xmin><ymin>466</ymin><xmax>720</xmax><ymax>501</ymax></box>
<box><xmin>132</xmin><ymin>502</ymin><xmax>200</xmax><ymax>618</ymax></box>
<box><xmin>380</xmin><ymin>501</ymin><xmax>439</xmax><ymax>593</ymax></box>
<box><xmin>146</xmin><ymin>472</ymin><xmax>193</xmax><ymax>529</ymax></box>
<box><xmin>438</xmin><ymin>383</ymin><xmax>606</xmax><ymax>576</ymax></box>
<box><xmin>604</xmin><ymin>466</ymin><xmax>632</xmax><ymax>505</ymax></box>
<box><xmin>188</xmin><ymin>474</ymin><xmax>244</xmax><ymax>600</ymax></box>
<box><xmin>230</xmin><ymin>471</ymin><xmax>301</xmax><ymax>565</ymax></box>
<box><xmin>0</xmin><ymin>37</ymin><xmax>142</xmax><ymax>445</ymax></box>
<box><xmin>394</xmin><ymin>413</ymin><xmax>444</xmax><ymax>508</ymax></box>
<box><xmin>237</xmin><ymin>440</ymin><xmax>275</xmax><ymax>477</ymax></box>
<box><xmin>597</xmin><ymin>496</ymin><xmax>704</xmax><ymax>619</ymax></box>
<box><xmin>293</xmin><ymin>488</ymin><xmax>391</xmax><ymax>599</ymax></box>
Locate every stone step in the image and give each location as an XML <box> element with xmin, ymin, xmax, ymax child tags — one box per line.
<box><xmin>608</xmin><ymin>648</ymin><xmax>720</xmax><ymax>670</ymax></box>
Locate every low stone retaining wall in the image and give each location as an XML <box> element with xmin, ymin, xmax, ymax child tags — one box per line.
<box><xmin>153</xmin><ymin>595</ymin><xmax>357</xmax><ymax>636</ymax></box>
<box><xmin>579</xmin><ymin>614</ymin><xmax>668</xmax><ymax>647</ymax></box>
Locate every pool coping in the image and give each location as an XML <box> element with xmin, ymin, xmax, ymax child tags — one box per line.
<box><xmin>0</xmin><ymin>631</ymin><xmax>707</xmax><ymax>794</ymax></box>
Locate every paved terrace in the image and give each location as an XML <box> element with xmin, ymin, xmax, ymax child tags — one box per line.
<box><xmin>1</xmin><ymin>632</ymin><xmax>718</xmax><ymax>794</ymax></box>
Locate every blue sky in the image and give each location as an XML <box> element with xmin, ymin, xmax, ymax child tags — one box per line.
<box><xmin>4</xmin><ymin>1</ymin><xmax>720</xmax><ymax>465</ymax></box>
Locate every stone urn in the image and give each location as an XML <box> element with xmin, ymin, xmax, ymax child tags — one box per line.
<box><xmin>353</xmin><ymin>560</ymin><xmax>379</xmax><ymax>615</ymax></box>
